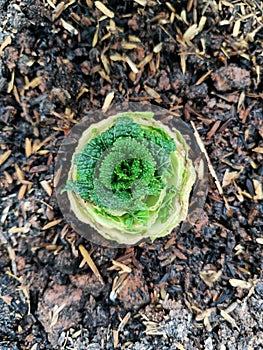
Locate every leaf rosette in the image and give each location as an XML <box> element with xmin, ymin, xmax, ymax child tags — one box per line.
<box><xmin>62</xmin><ymin>111</ymin><xmax>196</xmax><ymax>245</ymax></box>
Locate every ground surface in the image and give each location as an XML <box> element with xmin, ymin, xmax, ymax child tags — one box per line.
<box><xmin>0</xmin><ymin>1</ymin><xmax>263</xmax><ymax>349</ymax></box>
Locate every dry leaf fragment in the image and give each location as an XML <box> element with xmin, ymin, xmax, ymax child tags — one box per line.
<box><xmin>25</xmin><ymin>138</ymin><xmax>32</xmax><ymax>158</ymax></box>
<box><xmin>79</xmin><ymin>244</ymin><xmax>104</xmax><ymax>284</ymax></box>
<box><xmin>15</xmin><ymin>164</ymin><xmax>25</xmax><ymax>182</ymax></box>
<box><xmin>232</xmin><ymin>20</ymin><xmax>241</xmax><ymax>37</ymax></box>
<box><xmin>113</xmin><ymin>329</ymin><xmax>119</xmax><ymax>348</ymax></box>
<box><xmin>134</xmin><ymin>0</ymin><xmax>146</xmax><ymax>5</ymax></box>
<box><xmin>121</xmin><ymin>41</ymin><xmax>139</xmax><ymax>50</ymax></box>
<box><xmin>253</xmin><ymin>179</ymin><xmax>263</xmax><ymax>200</ymax></box>
<box><xmin>50</xmin><ymin>303</ymin><xmax>66</xmax><ymax>329</ymax></box>
<box><xmin>32</xmin><ymin>136</ymin><xmax>52</xmax><ymax>153</ymax></box>
<box><xmin>174</xmin><ymin>343</ymin><xmax>186</xmax><ymax>350</ymax></box>
<box><xmin>183</xmin><ymin>24</ymin><xmax>199</xmax><ymax>44</ymax></box>
<box><xmin>98</xmin><ymin>70</ymin><xmax>111</xmax><ymax>83</ymax></box>
<box><xmin>95</xmin><ymin>1</ymin><xmax>114</xmax><ymax>18</ymax></box>
<box><xmin>229</xmin><ymin>278</ymin><xmax>251</xmax><ymax>289</ymax></box>
<box><xmin>198</xmin><ymin>16</ymin><xmax>207</xmax><ymax>31</ymax></box>
<box><xmin>0</xmin><ymin>36</ymin><xmax>12</xmax><ymax>55</ymax></box>
<box><xmin>18</xmin><ymin>184</ymin><xmax>27</xmax><ymax>200</ymax></box>
<box><xmin>118</xmin><ymin>312</ymin><xmax>131</xmax><ymax>331</ymax></box>
<box><xmin>256</xmin><ymin>238</ymin><xmax>263</xmax><ymax>245</ymax></box>
<box><xmin>220</xmin><ymin>310</ymin><xmax>239</xmax><ymax>329</ymax></box>
<box><xmin>86</xmin><ymin>0</ymin><xmax>93</xmax><ymax>8</ymax></box>
<box><xmin>195</xmin><ymin>70</ymin><xmax>212</xmax><ymax>85</ymax></box>
<box><xmin>125</xmin><ymin>56</ymin><xmax>138</xmax><ymax>73</ymax></box>
<box><xmin>61</xmin><ymin>18</ymin><xmax>78</xmax><ymax>35</ymax></box>
<box><xmin>128</xmin><ymin>35</ymin><xmax>141</xmax><ymax>42</ymax></box>
<box><xmin>42</xmin><ymin>219</ymin><xmax>63</xmax><ymax>230</ymax></box>
<box><xmin>102</xmin><ymin>91</ymin><xmax>114</xmax><ymax>113</ymax></box>
<box><xmin>252</xmin><ymin>147</ymin><xmax>263</xmax><ymax>154</ymax></box>
<box><xmin>0</xmin><ymin>295</ymin><xmax>12</xmax><ymax>305</ymax></box>
<box><xmin>200</xmin><ymin>270</ymin><xmax>222</xmax><ymax>288</ymax></box>
<box><xmin>0</xmin><ymin>150</ymin><xmax>12</xmax><ymax>166</ymax></box>
<box><xmin>153</xmin><ymin>43</ymin><xmax>163</xmax><ymax>53</ymax></box>
<box><xmin>52</xmin><ymin>2</ymin><xmax>66</xmax><ymax>21</ymax></box>
<box><xmin>110</xmin><ymin>53</ymin><xmax>125</xmax><ymax>61</ymax></box>
<box><xmin>40</xmin><ymin>180</ymin><xmax>53</xmax><ymax>196</ymax></box>
<box><xmin>92</xmin><ymin>24</ymin><xmax>99</xmax><ymax>47</ymax></box>
<box><xmin>7</xmin><ymin>70</ymin><xmax>15</xmax><ymax>93</ymax></box>
<box><xmin>101</xmin><ymin>52</ymin><xmax>110</xmax><ymax>74</ymax></box>
<box><xmin>166</xmin><ymin>2</ymin><xmax>176</xmax><ymax>12</ymax></box>
<box><xmin>222</xmin><ymin>169</ymin><xmax>240</xmax><ymax>187</ymax></box>
<box><xmin>144</xmin><ymin>85</ymin><xmax>161</xmax><ymax>99</ymax></box>
<box><xmin>46</xmin><ymin>0</ymin><xmax>56</xmax><ymax>9</ymax></box>
<box><xmin>111</xmin><ymin>260</ymin><xmax>132</xmax><ymax>273</ymax></box>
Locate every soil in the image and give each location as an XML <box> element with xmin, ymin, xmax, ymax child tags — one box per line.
<box><xmin>0</xmin><ymin>1</ymin><xmax>263</xmax><ymax>350</ymax></box>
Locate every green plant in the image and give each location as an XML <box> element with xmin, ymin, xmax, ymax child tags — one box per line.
<box><xmin>63</xmin><ymin>111</ymin><xmax>196</xmax><ymax>245</ymax></box>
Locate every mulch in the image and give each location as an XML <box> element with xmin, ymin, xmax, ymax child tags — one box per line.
<box><xmin>0</xmin><ymin>1</ymin><xmax>262</xmax><ymax>349</ymax></box>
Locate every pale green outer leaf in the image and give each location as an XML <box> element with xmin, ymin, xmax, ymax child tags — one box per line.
<box><xmin>67</xmin><ymin>112</ymin><xmax>196</xmax><ymax>245</ymax></box>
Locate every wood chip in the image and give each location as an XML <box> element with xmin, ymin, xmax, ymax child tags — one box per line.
<box><xmin>0</xmin><ymin>150</ymin><xmax>12</xmax><ymax>166</ymax></box>
<box><xmin>42</xmin><ymin>219</ymin><xmax>63</xmax><ymax>230</ymax></box>
<box><xmin>95</xmin><ymin>1</ymin><xmax>114</xmax><ymax>18</ymax></box>
<box><xmin>102</xmin><ymin>91</ymin><xmax>114</xmax><ymax>113</ymax></box>
<box><xmin>79</xmin><ymin>244</ymin><xmax>104</xmax><ymax>284</ymax></box>
<box><xmin>229</xmin><ymin>278</ymin><xmax>251</xmax><ymax>289</ymax></box>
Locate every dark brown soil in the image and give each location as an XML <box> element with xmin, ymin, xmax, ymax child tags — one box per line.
<box><xmin>0</xmin><ymin>1</ymin><xmax>262</xmax><ymax>349</ymax></box>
